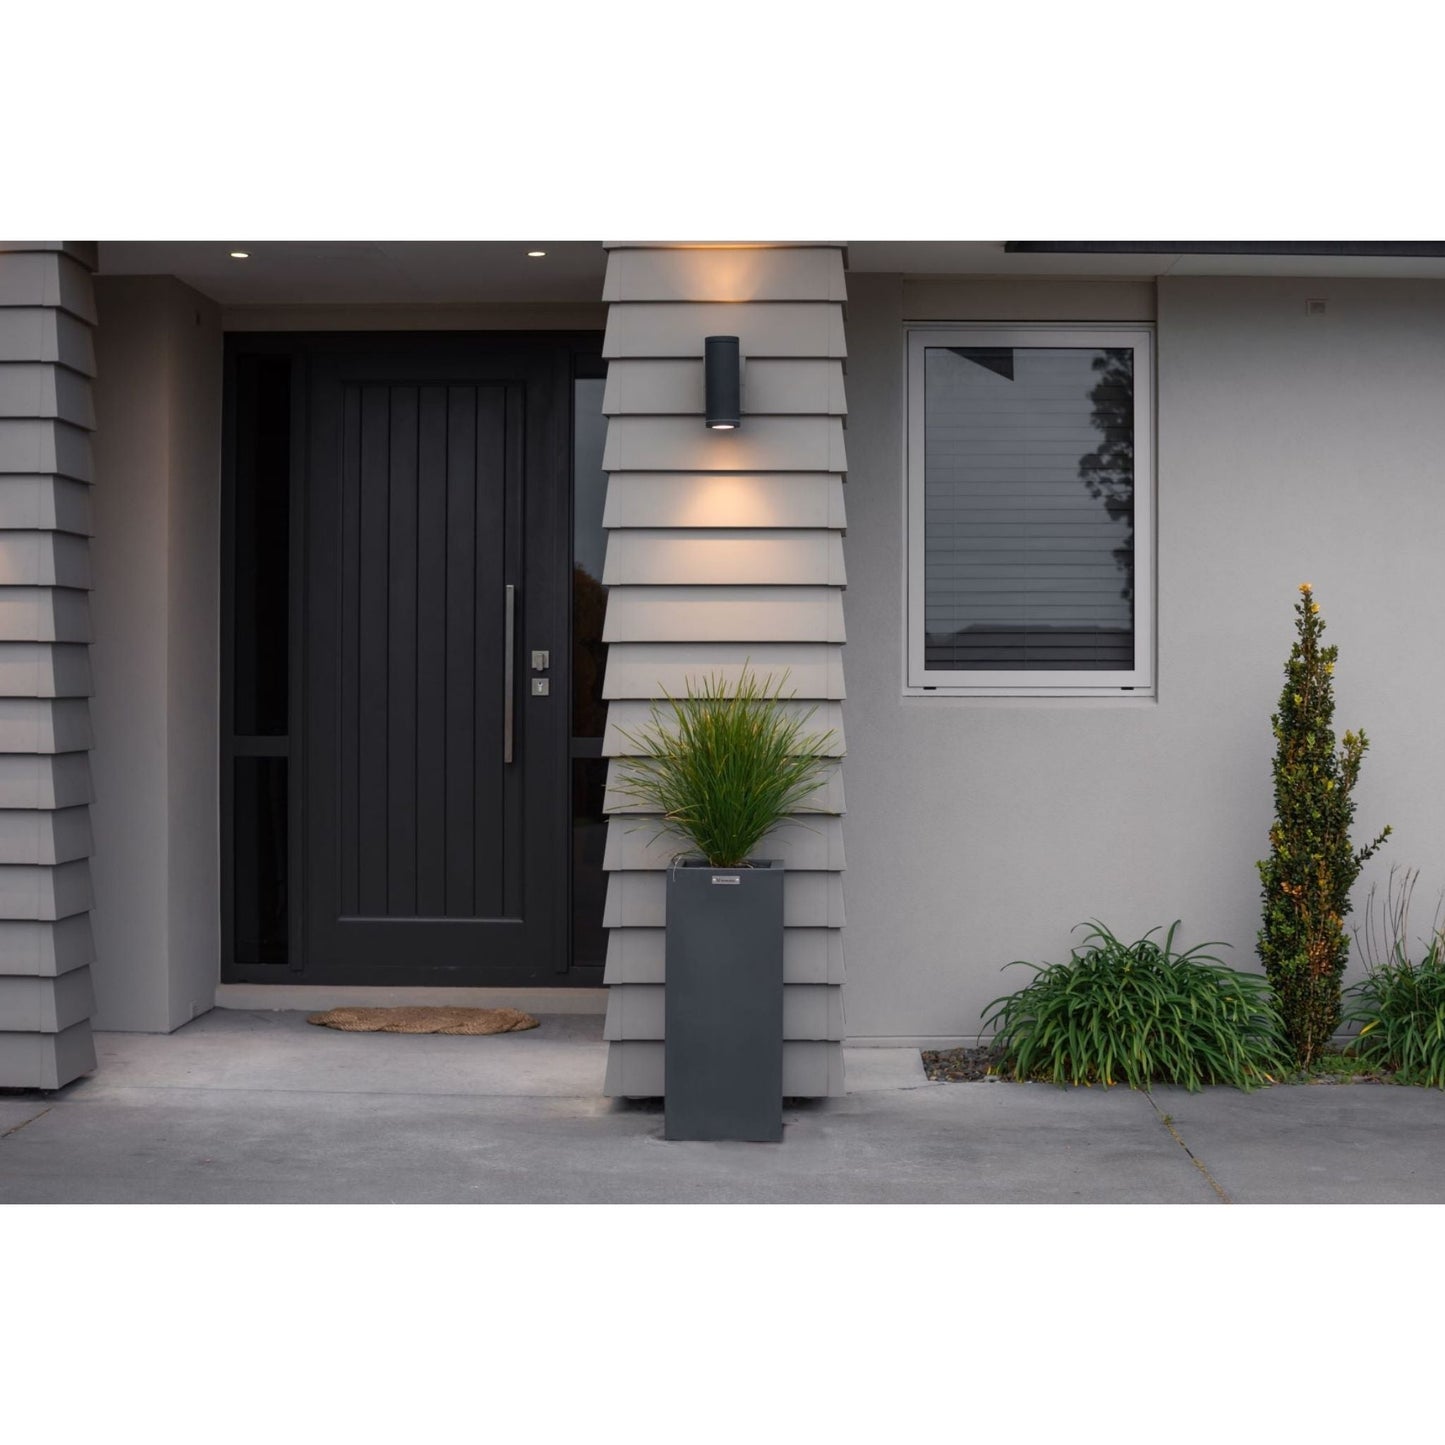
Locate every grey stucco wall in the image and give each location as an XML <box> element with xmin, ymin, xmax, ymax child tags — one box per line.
<box><xmin>841</xmin><ymin>273</ymin><xmax>1445</xmax><ymax>1043</ymax></box>
<box><xmin>90</xmin><ymin>276</ymin><xmax>221</xmax><ymax>1032</ymax></box>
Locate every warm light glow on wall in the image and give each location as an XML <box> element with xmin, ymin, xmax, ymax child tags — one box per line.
<box><xmin>677</xmin><ymin>476</ymin><xmax>783</xmax><ymax>528</ymax></box>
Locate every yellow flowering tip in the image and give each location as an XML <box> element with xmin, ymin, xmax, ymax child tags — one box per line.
<box><xmin>1310</xmin><ymin>602</ymin><xmax>1320</xmax><ymax>613</ymax></box>
<box><xmin>1298</xmin><ymin>582</ymin><xmax>1313</xmax><ymax>593</ymax></box>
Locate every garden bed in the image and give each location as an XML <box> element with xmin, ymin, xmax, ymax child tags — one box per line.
<box><xmin>921</xmin><ymin>1046</ymin><xmax>1004</xmax><ymax>1082</ymax></box>
<box><xmin>921</xmin><ymin>1046</ymin><xmax>1410</xmax><ymax>1087</ymax></box>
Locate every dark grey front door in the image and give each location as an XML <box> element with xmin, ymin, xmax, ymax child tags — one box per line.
<box><xmin>302</xmin><ymin>338</ymin><xmax>570</xmax><ymax>985</ymax></box>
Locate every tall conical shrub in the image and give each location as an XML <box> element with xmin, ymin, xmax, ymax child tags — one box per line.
<box><xmin>1257</xmin><ymin>583</ymin><xmax>1390</xmax><ymax>1065</ymax></box>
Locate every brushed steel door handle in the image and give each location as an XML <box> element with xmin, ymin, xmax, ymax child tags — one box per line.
<box><xmin>503</xmin><ymin>583</ymin><xmax>516</xmax><ymax>764</ymax></box>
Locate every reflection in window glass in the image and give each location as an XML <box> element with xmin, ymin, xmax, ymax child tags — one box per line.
<box><xmin>923</xmin><ymin>344</ymin><xmax>1135</xmax><ymax>672</ymax></box>
<box><xmin>573</xmin><ymin>377</ymin><xmax>609</xmax><ymax>738</ymax></box>
<box><xmin>572</xmin><ymin>374</ymin><xmax>609</xmax><ymax>971</ymax></box>
<box><xmin>232</xmin><ymin>355</ymin><xmax>291</xmax><ymax>733</ymax></box>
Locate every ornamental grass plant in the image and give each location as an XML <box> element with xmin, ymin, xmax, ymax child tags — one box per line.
<box><xmin>981</xmin><ymin>922</ymin><xmax>1291</xmax><ymax>1092</ymax></box>
<box><xmin>608</xmin><ymin>668</ymin><xmax>836</xmax><ymax>869</ymax></box>
<box><xmin>1257</xmin><ymin>583</ymin><xmax>1390</xmax><ymax>1068</ymax></box>
<box><xmin>1345</xmin><ymin>868</ymin><xmax>1445</xmax><ymax>1088</ymax></box>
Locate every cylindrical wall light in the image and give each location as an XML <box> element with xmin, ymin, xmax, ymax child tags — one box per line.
<box><xmin>704</xmin><ymin>335</ymin><xmax>741</xmax><ymax>429</ymax></box>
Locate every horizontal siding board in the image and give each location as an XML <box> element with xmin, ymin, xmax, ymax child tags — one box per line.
<box><xmin>603</xmin><ymin>815</ymin><xmax>844</xmax><ymax>871</ymax></box>
<box><xmin>605</xmin><ymin>761</ymin><xmax>845</xmax><ymax>816</ymax></box>
<box><xmin>601</xmin><ymin>415</ymin><xmax>846</xmax><ymax>473</ymax></box>
<box><xmin>791</xmin><ymin>1040</ymin><xmax>846</xmax><ymax>1097</ymax></box>
<box><xmin>603</xmin><ymin>1039</ymin><xmax>844</xmax><ymax>1098</ymax></box>
<box><xmin>0</xmin><ymin>643</ymin><xmax>92</xmax><ymax>698</ymax></box>
<box><xmin>605</xmin><ymin>869</ymin><xmax>844</xmax><ymax>929</ymax></box>
<box><xmin>0</xmin><ymin>698</ymin><xmax>92</xmax><ymax>753</ymax></box>
<box><xmin>0</xmin><ymin>242</ymin><xmax>99</xmax><ymax>267</ymax></box>
<box><xmin>604</xmin><ymin>926</ymin><xmax>845</xmax><ymax>985</ymax></box>
<box><xmin>0</xmin><ymin>805</ymin><xmax>92</xmax><ymax>865</ymax></box>
<box><xmin>0</xmin><ymin>752</ymin><xmax>92</xmax><ymax>809</ymax></box>
<box><xmin>604</xmin><ymin>586</ymin><xmax>845</xmax><ymax>643</ymax></box>
<box><xmin>0</xmin><ymin>967</ymin><xmax>94</xmax><ymax>1031</ymax></box>
<box><xmin>603</xmin><ymin>529</ymin><xmax>845</xmax><ymax>587</ymax></box>
<box><xmin>0</xmin><ymin>476</ymin><xmax>93</xmax><ymax>535</ymax></box>
<box><xmin>0</xmin><ymin>531</ymin><xmax>91</xmax><ymax>586</ymax></box>
<box><xmin>604</xmin><ymin>302</ymin><xmax>846</xmax><ymax>360</ymax></box>
<box><xmin>603</xmin><ymin>698</ymin><xmax>843</xmax><ymax>757</ymax></box>
<box><xmin>602</xmin><ymin>246</ymin><xmax>846</xmax><ymax>303</ymax></box>
<box><xmin>604</xmin><ymin>982</ymin><xmax>843</xmax><ymax>1041</ymax></box>
<box><xmin>602</xmin><ymin>358</ymin><xmax>847</xmax><ymax>416</ymax></box>
<box><xmin>0</xmin><ymin>418</ymin><xmax>93</xmax><ymax>482</ymax></box>
<box><xmin>0</xmin><ymin>588</ymin><xmax>90</xmax><ymax>643</ymax></box>
<box><xmin>0</xmin><ymin>308</ymin><xmax>96</xmax><ymax>375</ymax></box>
<box><xmin>0</xmin><ymin>362</ymin><xmax>95</xmax><ymax>427</ymax></box>
<box><xmin>603</xmin><ymin>473</ymin><xmax>846</xmax><ymax>530</ymax></box>
<box><xmin>0</xmin><ymin>251</ymin><xmax>98</xmax><ymax>323</ymax></box>
<box><xmin>0</xmin><ymin>914</ymin><xmax>96</xmax><ymax>976</ymax></box>
<box><xmin>0</xmin><ymin>1017</ymin><xmax>95</xmax><ymax>1089</ymax></box>
<box><xmin>603</xmin><ymin>642</ymin><xmax>846</xmax><ymax>700</ymax></box>
<box><xmin>0</xmin><ymin>859</ymin><xmax>93</xmax><ymax>920</ymax></box>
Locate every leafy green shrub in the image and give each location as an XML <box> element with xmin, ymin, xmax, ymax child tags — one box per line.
<box><xmin>1345</xmin><ymin>868</ymin><xmax>1445</xmax><ymax>1087</ymax></box>
<box><xmin>1257</xmin><ymin>582</ymin><xmax>1390</xmax><ymax>1068</ymax></box>
<box><xmin>609</xmin><ymin>668</ymin><xmax>836</xmax><ymax>868</ymax></box>
<box><xmin>981</xmin><ymin>922</ymin><xmax>1290</xmax><ymax>1092</ymax></box>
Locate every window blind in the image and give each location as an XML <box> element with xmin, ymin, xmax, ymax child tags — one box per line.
<box><xmin>922</xmin><ymin>344</ymin><xmax>1136</xmax><ymax>672</ymax></box>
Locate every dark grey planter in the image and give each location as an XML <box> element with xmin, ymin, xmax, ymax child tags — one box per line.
<box><xmin>664</xmin><ymin>858</ymin><xmax>784</xmax><ymax>1142</ymax></box>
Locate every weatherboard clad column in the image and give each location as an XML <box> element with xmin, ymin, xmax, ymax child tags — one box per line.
<box><xmin>0</xmin><ymin>242</ymin><xmax>97</xmax><ymax>1088</ymax></box>
<box><xmin>598</xmin><ymin>243</ymin><xmax>849</xmax><ymax>1099</ymax></box>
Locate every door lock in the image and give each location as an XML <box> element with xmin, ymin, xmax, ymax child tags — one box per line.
<box><xmin>531</xmin><ymin>650</ymin><xmax>550</xmax><ymax>671</ymax></box>
<box><xmin>531</xmin><ymin>678</ymin><xmax>550</xmax><ymax>696</ymax></box>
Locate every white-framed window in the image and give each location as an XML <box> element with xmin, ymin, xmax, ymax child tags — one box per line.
<box><xmin>906</xmin><ymin>324</ymin><xmax>1154</xmax><ymax>696</ymax></box>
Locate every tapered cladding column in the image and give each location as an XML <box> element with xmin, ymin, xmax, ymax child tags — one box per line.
<box><xmin>0</xmin><ymin>243</ymin><xmax>98</xmax><ymax>1089</ymax></box>
<box><xmin>599</xmin><ymin>243</ymin><xmax>849</xmax><ymax>1097</ymax></box>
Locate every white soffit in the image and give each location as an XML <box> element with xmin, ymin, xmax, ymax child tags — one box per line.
<box><xmin>93</xmin><ymin>241</ymin><xmax>1445</xmax><ymax>301</ymax></box>
<box><xmin>94</xmin><ymin>241</ymin><xmax>609</xmax><ymax>305</ymax></box>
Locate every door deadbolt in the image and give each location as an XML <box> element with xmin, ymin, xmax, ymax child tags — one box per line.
<box><xmin>531</xmin><ymin>678</ymin><xmax>550</xmax><ymax>696</ymax></box>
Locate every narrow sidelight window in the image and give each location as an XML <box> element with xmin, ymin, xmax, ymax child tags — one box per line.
<box><xmin>225</xmin><ymin>349</ymin><xmax>295</xmax><ymax>973</ymax></box>
<box><xmin>906</xmin><ymin>326</ymin><xmax>1154</xmax><ymax>694</ymax></box>
<box><xmin>571</xmin><ymin>368</ymin><xmax>610</xmax><ymax>971</ymax></box>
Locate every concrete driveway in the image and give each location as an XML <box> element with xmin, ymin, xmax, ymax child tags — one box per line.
<box><xmin>3</xmin><ymin>1009</ymin><xmax>1444</xmax><ymax>1204</ymax></box>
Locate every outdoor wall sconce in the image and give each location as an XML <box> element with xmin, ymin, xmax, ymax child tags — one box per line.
<box><xmin>704</xmin><ymin>335</ymin><xmax>741</xmax><ymax>429</ymax></box>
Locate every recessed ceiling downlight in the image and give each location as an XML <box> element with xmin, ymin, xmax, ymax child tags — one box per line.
<box><xmin>229</xmin><ymin>250</ymin><xmax>249</xmax><ymax>259</ymax></box>
<box><xmin>526</xmin><ymin>250</ymin><xmax>546</xmax><ymax>257</ymax></box>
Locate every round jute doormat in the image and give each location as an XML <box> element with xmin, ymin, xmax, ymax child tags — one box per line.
<box><xmin>306</xmin><ymin>1006</ymin><xmax>540</xmax><ymax>1035</ymax></box>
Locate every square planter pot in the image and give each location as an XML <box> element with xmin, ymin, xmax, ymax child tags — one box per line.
<box><xmin>664</xmin><ymin>858</ymin><xmax>784</xmax><ymax>1142</ymax></box>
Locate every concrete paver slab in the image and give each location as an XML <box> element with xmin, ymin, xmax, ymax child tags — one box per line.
<box><xmin>1154</xmin><ymin>1083</ymin><xmax>1445</xmax><ymax>1204</ymax></box>
<box><xmin>76</xmin><ymin>1008</ymin><xmax>605</xmax><ymax>1100</ymax></box>
<box><xmin>0</xmin><ymin>1099</ymin><xmax>50</xmax><ymax>1136</ymax></box>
